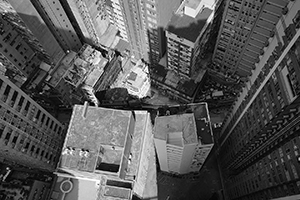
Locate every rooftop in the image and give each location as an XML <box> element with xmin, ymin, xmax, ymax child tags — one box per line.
<box><xmin>59</xmin><ymin>104</ymin><xmax>134</xmax><ymax>173</ymax></box>
<box><xmin>151</xmin><ymin>59</ymin><xmax>198</xmax><ymax>97</ymax></box>
<box><xmin>51</xmin><ymin>176</ymin><xmax>133</xmax><ymax>200</ymax></box>
<box><xmin>124</xmin><ymin>61</ymin><xmax>151</xmax><ymax>98</ymax></box>
<box><xmin>154</xmin><ymin>103</ymin><xmax>214</xmax><ymax>145</ymax></box>
<box><xmin>186</xmin><ymin>0</ymin><xmax>202</xmax><ymax>9</ymax></box>
<box><xmin>154</xmin><ymin>113</ymin><xmax>198</xmax><ymax>145</ymax></box>
<box><xmin>167</xmin><ymin>7</ymin><xmax>212</xmax><ymax>42</ymax></box>
<box><xmin>84</xmin><ymin>58</ymin><xmax>108</xmax><ymax>88</ymax></box>
<box><xmin>48</xmin><ymin>45</ymin><xmax>106</xmax><ymax>88</ymax></box>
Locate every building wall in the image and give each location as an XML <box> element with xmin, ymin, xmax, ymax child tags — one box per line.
<box><xmin>166</xmin><ymin>30</ymin><xmax>195</xmax><ymax>79</ymax></box>
<box><xmin>143</xmin><ymin>0</ymin><xmax>182</xmax><ymax>64</ymax></box>
<box><xmin>212</xmin><ymin>0</ymin><xmax>289</xmax><ymax>77</ymax></box>
<box><xmin>154</xmin><ymin>138</ymin><xmax>168</xmax><ymax>172</ymax></box>
<box><xmin>133</xmin><ymin>112</ymin><xmax>153</xmax><ymax>197</ymax></box>
<box><xmin>63</xmin><ymin>0</ymin><xmax>108</xmax><ymax>46</ymax></box>
<box><xmin>30</xmin><ymin>0</ymin><xmax>82</xmax><ymax>52</ymax></box>
<box><xmin>9</xmin><ymin>0</ymin><xmax>66</xmax><ymax>66</ymax></box>
<box><xmin>27</xmin><ymin>180</ymin><xmax>51</xmax><ymax>200</ymax></box>
<box><xmin>105</xmin><ymin>0</ymin><xmax>129</xmax><ymax>41</ymax></box>
<box><xmin>0</xmin><ymin>15</ymin><xmax>41</xmax><ymax>78</ymax></box>
<box><xmin>106</xmin><ymin>0</ymin><xmax>181</xmax><ymax>64</ymax></box>
<box><xmin>218</xmin><ymin>2</ymin><xmax>300</xmax><ymax>199</ymax></box>
<box><xmin>0</xmin><ymin>74</ymin><xmax>65</xmax><ymax>171</ymax></box>
<box><xmin>180</xmin><ymin>143</ymin><xmax>197</xmax><ymax>174</ymax></box>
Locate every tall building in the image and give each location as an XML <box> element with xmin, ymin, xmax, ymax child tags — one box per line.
<box><xmin>60</xmin><ymin>0</ymin><xmax>109</xmax><ymax>46</ymax></box>
<box><xmin>212</xmin><ymin>0</ymin><xmax>289</xmax><ymax>77</ymax></box>
<box><xmin>166</xmin><ymin>0</ymin><xmax>214</xmax><ymax>79</ymax></box>
<box><xmin>105</xmin><ymin>0</ymin><xmax>182</xmax><ymax>63</ymax></box>
<box><xmin>217</xmin><ymin>1</ymin><xmax>300</xmax><ymax>199</ymax></box>
<box><xmin>50</xmin><ymin>103</ymin><xmax>155</xmax><ymax>199</ymax></box>
<box><xmin>105</xmin><ymin>0</ymin><xmax>129</xmax><ymax>42</ymax></box>
<box><xmin>0</xmin><ymin>13</ymin><xmax>46</xmax><ymax>87</ymax></box>
<box><xmin>23</xmin><ymin>0</ymin><xmax>83</xmax><ymax>52</ymax></box>
<box><xmin>8</xmin><ymin>0</ymin><xmax>66</xmax><ymax>66</ymax></box>
<box><xmin>0</xmin><ymin>73</ymin><xmax>65</xmax><ymax>172</ymax></box>
<box><xmin>154</xmin><ymin>103</ymin><xmax>213</xmax><ymax>174</ymax></box>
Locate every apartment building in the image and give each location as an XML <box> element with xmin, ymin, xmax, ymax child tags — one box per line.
<box><xmin>166</xmin><ymin>0</ymin><xmax>213</xmax><ymax>79</ymax></box>
<box><xmin>212</xmin><ymin>0</ymin><xmax>289</xmax><ymax>77</ymax></box>
<box><xmin>0</xmin><ymin>74</ymin><xmax>65</xmax><ymax>172</ymax></box>
<box><xmin>0</xmin><ymin>14</ymin><xmax>45</xmax><ymax>86</ymax></box>
<box><xmin>105</xmin><ymin>0</ymin><xmax>129</xmax><ymax>42</ymax></box>
<box><xmin>60</xmin><ymin>0</ymin><xmax>109</xmax><ymax>46</ymax></box>
<box><xmin>8</xmin><ymin>0</ymin><xmax>66</xmax><ymax>66</ymax></box>
<box><xmin>105</xmin><ymin>0</ymin><xmax>181</xmax><ymax>64</ymax></box>
<box><xmin>50</xmin><ymin>104</ymin><xmax>155</xmax><ymax>199</ymax></box>
<box><xmin>154</xmin><ymin>103</ymin><xmax>213</xmax><ymax>174</ymax></box>
<box><xmin>217</xmin><ymin>1</ymin><xmax>300</xmax><ymax>199</ymax></box>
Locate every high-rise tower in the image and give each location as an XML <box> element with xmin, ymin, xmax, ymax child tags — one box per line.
<box><xmin>105</xmin><ymin>0</ymin><xmax>182</xmax><ymax>63</ymax></box>
<box><xmin>0</xmin><ymin>74</ymin><xmax>65</xmax><ymax>172</ymax></box>
<box><xmin>8</xmin><ymin>0</ymin><xmax>67</xmax><ymax>66</ymax></box>
<box><xmin>217</xmin><ymin>1</ymin><xmax>300</xmax><ymax>199</ymax></box>
<box><xmin>212</xmin><ymin>0</ymin><xmax>289</xmax><ymax>77</ymax></box>
<box><xmin>60</xmin><ymin>0</ymin><xmax>109</xmax><ymax>46</ymax></box>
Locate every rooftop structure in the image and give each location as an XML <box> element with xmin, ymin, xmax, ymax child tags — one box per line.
<box><xmin>150</xmin><ymin>56</ymin><xmax>203</xmax><ymax>103</ymax></box>
<box><xmin>46</xmin><ymin>44</ymin><xmax>110</xmax><ymax>105</ymax></box>
<box><xmin>54</xmin><ymin>103</ymin><xmax>155</xmax><ymax>199</ymax></box>
<box><xmin>154</xmin><ymin>103</ymin><xmax>213</xmax><ymax>174</ymax></box>
<box><xmin>122</xmin><ymin>60</ymin><xmax>151</xmax><ymax>98</ymax></box>
<box><xmin>60</xmin><ymin>104</ymin><xmax>133</xmax><ymax>174</ymax></box>
<box><xmin>167</xmin><ymin>3</ymin><xmax>213</xmax><ymax>42</ymax></box>
<box><xmin>154</xmin><ymin>113</ymin><xmax>197</xmax><ymax>146</ymax></box>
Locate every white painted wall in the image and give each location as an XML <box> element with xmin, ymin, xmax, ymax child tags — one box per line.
<box><xmin>154</xmin><ymin>138</ymin><xmax>168</xmax><ymax>171</ymax></box>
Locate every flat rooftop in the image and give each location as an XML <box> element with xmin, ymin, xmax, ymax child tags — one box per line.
<box><xmin>186</xmin><ymin>0</ymin><xmax>202</xmax><ymax>9</ymax></box>
<box><xmin>154</xmin><ymin>113</ymin><xmax>198</xmax><ymax>145</ymax></box>
<box><xmin>154</xmin><ymin>103</ymin><xmax>213</xmax><ymax>145</ymax></box>
<box><xmin>51</xmin><ymin>175</ymin><xmax>132</xmax><ymax>200</ymax></box>
<box><xmin>167</xmin><ymin>7</ymin><xmax>212</xmax><ymax>42</ymax></box>
<box><xmin>59</xmin><ymin>105</ymin><xmax>133</xmax><ymax>173</ymax></box>
<box><xmin>84</xmin><ymin>57</ymin><xmax>108</xmax><ymax>87</ymax></box>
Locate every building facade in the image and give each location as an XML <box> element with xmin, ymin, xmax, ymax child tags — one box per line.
<box><xmin>217</xmin><ymin>1</ymin><xmax>300</xmax><ymax>199</ymax></box>
<box><xmin>0</xmin><ymin>74</ymin><xmax>65</xmax><ymax>171</ymax></box>
<box><xmin>166</xmin><ymin>0</ymin><xmax>213</xmax><ymax>79</ymax></box>
<box><xmin>27</xmin><ymin>0</ymin><xmax>83</xmax><ymax>52</ymax></box>
<box><xmin>105</xmin><ymin>0</ymin><xmax>129</xmax><ymax>42</ymax></box>
<box><xmin>105</xmin><ymin>0</ymin><xmax>182</xmax><ymax>64</ymax></box>
<box><xmin>9</xmin><ymin>0</ymin><xmax>66</xmax><ymax>66</ymax></box>
<box><xmin>0</xmin><ymin>13</ymin><xmax>44</xmax><ymax>87</ymax></box>
<box><xmin>61</xmin><ymin>0</ymin><xmax>109</xmax><ymax>46</ymax></box>
<box><xmin>212</xmin><ymin>0</ymin><xmax>289</xmax><ymax>77</ymax></box>
<box><xmin>154</xmin><ymin>103</ymin><xmax>213</xmax><ymax>174</ymax></box>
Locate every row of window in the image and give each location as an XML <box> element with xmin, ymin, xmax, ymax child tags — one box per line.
<box><xmin>227</xmin><ymin>134</ymin><xmax>300</xmax><ymax>200</ymax></box>
<box><xmin>0</xmin><ymin>79</ymin><xmax>63</xmax><ymax>136</ymax></box>
<box><xmin>221</xmin><ymin>22</ymin><xmax>300</xmax><ymax>146</ymax></box>
<box><xmin>220</xmin><ymin>35</ymin><xmax>300</xmax><ymax>170</ymax></box>
<box><xmin>0</xmin><ymin>123</ymin><xmax>57</xmax><ymax>165</ymax></box>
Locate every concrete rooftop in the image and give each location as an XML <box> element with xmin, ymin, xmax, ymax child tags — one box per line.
<box><xmin>59</xmin><ymin>104</ymin><xmax>133</xmax><ymax>173</ymax></box>
<box><xmin>186</xmin><ymin>0</ymin><xmax>202</xmax><ymax>9</ymax></box>
<box><xmin>167</xmin><ymin>7</ymin><xmax>212</xmax><ymax>42</ymax></box>
<box><xmin>154</xmin><ymin>113</ymin><xmax>198</xmax><ymax>145</ymax></box>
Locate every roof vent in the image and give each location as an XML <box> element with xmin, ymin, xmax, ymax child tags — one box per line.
<box><xmin>82</xmin><ymin>101</ymin><xmax>88</xmax><ymax>118</ymax></box>
<box><xmin>80</xmin><ymin>149</ymin><xmax>90</xmax><ymax>157</ymax></box>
